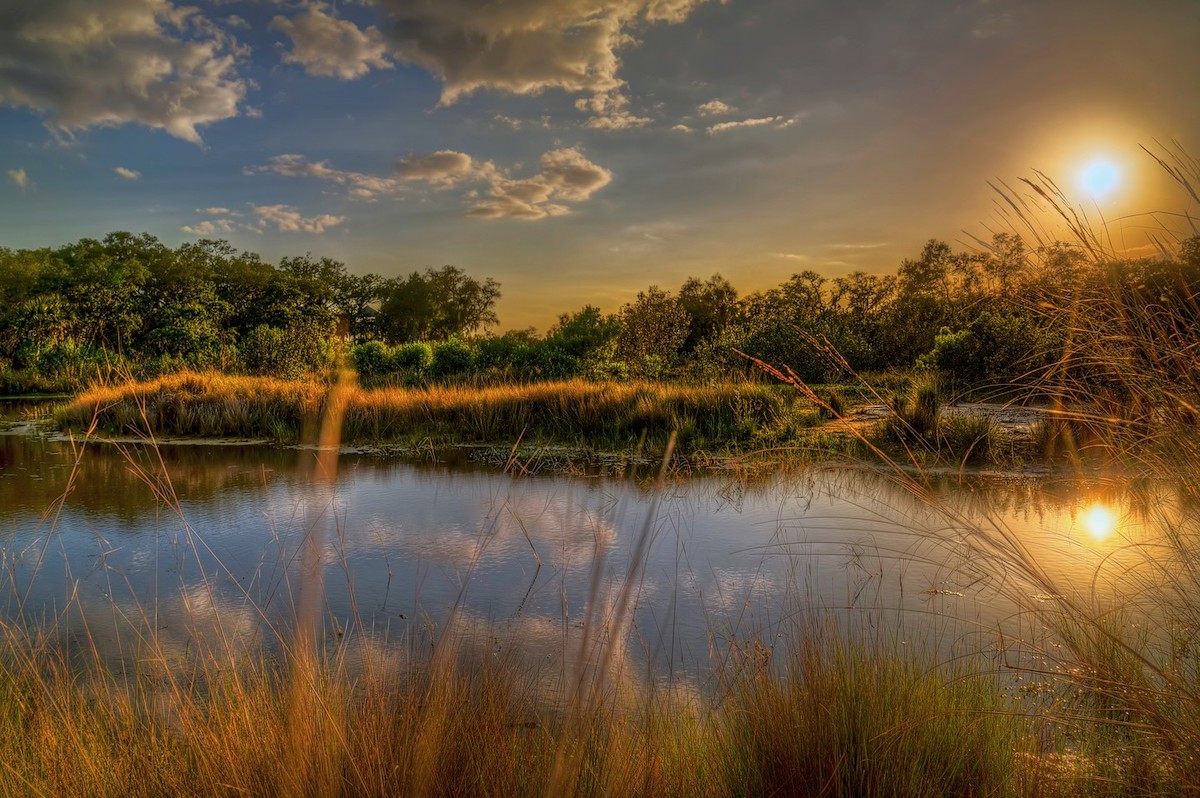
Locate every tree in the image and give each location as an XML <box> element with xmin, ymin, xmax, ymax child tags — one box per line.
<box><xmin>546</xmin><ymin>305</ymin><xmax>622</xmax><ymax>360</ymax></box>
<box><xmin>379</xmin><ymin>266</ymin><xmax>500</xmax><ymax>342</ymax></box>
<box><xmin>333</xmin><ymin>272</ymin><xmax>384</xmax><ymax>341</ymax></box>
<box><xmin>679</xmin><ymin>273</ymin><xmax>738</xmax><ymax>352</ymax></box>
<box><xmin>615</xmin><ymin>286</ymin><xmax>690</xmax><ymax>373</ymax></box>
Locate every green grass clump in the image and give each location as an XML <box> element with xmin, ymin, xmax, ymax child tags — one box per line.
<box><xmin>883</xmin><ymin>373</ymin><xmax>944</xmax><ymax>447</ymax></box>
<box><xmin>939</xmin><ymin>412</ymin><xmax>1002</xmax><ymax>465</ymax></box>
<box><xmin>719</xmin><ymin>630</ymin><xmax>1027</xmax><ymax>798</ymax></box>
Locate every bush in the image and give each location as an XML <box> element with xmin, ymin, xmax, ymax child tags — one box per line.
<box><xmin>240</xmin><ymin>324</ymin><xmax>331</xmax><ymax>380</ymax></box>
<box><xmin>351</xmin><ymin>341</ymin><xmax>392</xmax><ymax>379</ymax></box>
<box><xmin>429</xmin><ymin>338</ymin><xmax>474</xmax><ymax>377</ymax></box>
<box><xmin>922</xmin><ymin>312</ymin><xmax>1054</xmax><ymax>388</ymax></box>
<box><xmin>392</xmin><ymin>342</ymin><xmax>433</xmax><ymax>372</ymax></box>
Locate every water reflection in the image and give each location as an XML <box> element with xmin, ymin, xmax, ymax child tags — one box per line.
<box><xmin>0</xmin><ymin>418</ymin><xmax>1186</xmax><ymax>690</ymax></box>
<box><xmin>1081</xmin><ymin>503</ymin><xmax>1118</xmax><ymax>543</ymax></box>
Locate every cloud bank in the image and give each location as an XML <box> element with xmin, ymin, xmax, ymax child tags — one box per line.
<box><xmin>270</xmin><ymin>0</ymin><xmax>722</xmax><ymax>108</ymax></box>
<box><xmin>0</xmin><ymin>0</ymin><xmax>247</xmax><ymax>143</ymax></box>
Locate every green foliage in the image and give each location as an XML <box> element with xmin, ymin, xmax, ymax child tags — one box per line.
<box><xmin>921</xmin><ymin>311</ymin><xmax>1054</xmax><ymax>388</ymax></box>
<box><xmin>678</xmin><ymin>273</ymin><xmax>738</xmax><ymax>352</ymax></box>
<box><xmin>379</xmin><ymin>265</ymin><xmax>501</xmax><ymax>342</ymax></box>
<box><xmin>615</xmin><ymin>286</ymin><xmax>689</xmax><ymax>375</ymax></box>
<box><xmin>240</xmin><ymin>323</ymin><xmax>332</xmax><ymax>380</ymax></box>
<box><xmin>393</xmin><ymin>341</ymin><xmax>434</xmax><ymax>372</ymax></box>
<box><xmin>351</xmin><ymin>341</ymin><xmax>392</xmax><ymax>379</ymax></box>
<box><xmin>430</xmin><ymin>338</ymin><xmax>475</xmax><ymax>377</ymax></box>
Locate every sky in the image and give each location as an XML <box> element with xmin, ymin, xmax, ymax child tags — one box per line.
<box><xmin>2</xmin><ymin>0</ymin><xmax>1198</xmax><ymax>332</ymax></box>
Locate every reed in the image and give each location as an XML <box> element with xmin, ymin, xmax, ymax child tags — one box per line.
<box><xmin>57</xmin><ymin>373</ymin><xmax>800</xmax><ymax>453</ymax></box>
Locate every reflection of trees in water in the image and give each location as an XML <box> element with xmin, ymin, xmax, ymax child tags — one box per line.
<box><xmin>0</xmin><ymin>436</ymin><xmax>301</xmax><ymax>522</ymax></box>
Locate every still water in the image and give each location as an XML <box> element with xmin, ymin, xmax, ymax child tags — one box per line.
<box><xmin>0</xmin><ymin>401</ymin><xmax>1169</xmax><ymax>690</ymax></box>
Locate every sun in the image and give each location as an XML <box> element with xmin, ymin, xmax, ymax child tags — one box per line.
<box><xmin>1082</xmin><ymin>503</ymin><xmax>1117</xmax><ymax>542</ymax></box>
<box><xmin>1079</xmin><ymin>158</ymin><xmax>1121</xmax><ymax>199</ymax></box>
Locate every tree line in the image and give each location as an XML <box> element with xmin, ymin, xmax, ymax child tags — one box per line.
<box><xmin>2</xmin><ymin>230</ymin><xmax>1198</xmax><ymax>393</ymax></box>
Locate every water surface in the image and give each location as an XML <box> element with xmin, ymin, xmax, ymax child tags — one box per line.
<box><xmin>0</xmin><ymin>402</ymin><xmax>1168</xmax><ymax>691</ymax></box>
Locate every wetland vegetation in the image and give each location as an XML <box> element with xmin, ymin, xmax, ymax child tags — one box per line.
<box><xmin>4</xmin><ymin>163</ymin><xmax>1200</xmax><ymax>796</ymax></box>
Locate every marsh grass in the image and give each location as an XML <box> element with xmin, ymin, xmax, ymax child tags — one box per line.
<box><xmin>57</xmin><ymin>373</ymin><xmax>802</xmax><ymax>454</ymax></box>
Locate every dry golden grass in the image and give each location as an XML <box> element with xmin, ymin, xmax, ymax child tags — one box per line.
<box><xmin>57</xmin><ymin>372</ymin><xmax>796</xmax><ymax>451</ymax></box>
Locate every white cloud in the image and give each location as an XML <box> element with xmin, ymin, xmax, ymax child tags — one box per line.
<box><xmin>224</xmin><ymin>15</ymin><xmax>249</xmax><ymax>29</ymax></box>
<box><xmin>371</xmin><ymin>0</ymin><xmax>723</xmax><ymax>106</ymax></box>
<box><xmin>7</xmin><ymin>169</ymin><xmax>28</xmax><ymax>190</ymax></box>
<box><xmin>706</xmin><ymin>115</ymin><xmax>790</xmax><ymax>134</ymax></box>
<box><xmin>772</xmin><ymin>252</ymin><xmax>809</xmax><ymax>261</ymax></box>
<box><xmin>671</xmin><ymin>123</ymin><xmax>693</xmax><ymax>133</ymax></box>
<box><xmin>0</xmin><ymin>0</ymin><xmax>247</xmax><ymax>144</ymax></box>
<box><xmin>252</xmin><ymin>204</ymin><xmax>347</xmax><ymax>233</ymax></box>
<box><xmin>113</xmin><ymin>166</ymin><xmax>141</xmax><ymax>180</ymax></box>
<box><xmin>393</xmin><ymin>150</ymin><xmax>482</xmax><ymax>186</ymax></box>
<box><xmin>181</xmin><ymin>218</ymin><xmax>236</xmax><ymax>236</ymax></box>
<box><xmin>393</xmin><ymin>146</ymin><xmax>612</xmax><ymax>220</ymax></box>
<box><xmin>575</xmin><ymin>91</ymin><xmax>652</xmax><ymax>130</ymax></box>
<box><xmin>467</xmin><ymin>147</ymin><xmax>612</xmax><ymax>220</ymax></box>
<box><xmin>697</xmin><ymin>99</ymin><xmax>734</xmax><ymax>116</ymax></box>
<box><xmin>247</xmin><ymin>154</ymin><xmax>402</xmax><ymax>200</ymax></box>
<box><xmin>196</xmin><ymin>206</ymin><xmax>232</xmax><ymax>215</ymax></box>
<box><xmin>271</xmin><ymin>3</ymin><xmax>392</xmax><ymax>80</ymax></box>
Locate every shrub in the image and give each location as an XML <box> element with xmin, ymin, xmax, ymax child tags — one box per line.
<box><xmin>392</xmin><ymin>341</ymin><xmax>433</xmax><ymax>372</ymax></box>
<box><xmin>922</xmin><ymin>312</ymin><xmax>1055</xmax><ymax>388</ymax></box>
<box><xmin>240</xmin><ymin>324</ymin><xmax>331</xmax><ymax>380</ymax></box>
<box><xmin>351</xmin><ymin>341</ymin><xmax>392</xmax><ymax>379</ymax></box>
<box><xmin>429</xmin><ymin>338</ymin><xmax>474</xmax><ymax>377</ymax></box>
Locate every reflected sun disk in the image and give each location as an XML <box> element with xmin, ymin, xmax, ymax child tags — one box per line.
<box><xmin>1083</xmin><ymin>504</ymin><xmax>1116</xmax><ymax>542</ymax></box>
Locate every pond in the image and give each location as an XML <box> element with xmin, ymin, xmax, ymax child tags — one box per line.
<box><xmin>0</xmin><ymin>400</ymin><xmax>1171</xmax><ymax>694</ymax></box>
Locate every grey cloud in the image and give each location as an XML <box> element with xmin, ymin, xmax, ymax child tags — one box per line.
<box><xmin>272</xmin><ymin>3</ymin><xmax>392</xmax><ymax>80</ymax></box>
<box><xmin>0</xmin><ymin>0</ymin><xmax>247</xmax><ymax>144</ymax></box>
<box><xmin>369</xmin><ymin>0</ymin><xmax>722</xmax><ymax>105</ymax></box>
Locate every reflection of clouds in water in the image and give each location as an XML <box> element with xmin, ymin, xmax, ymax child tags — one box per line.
<box><xmin>350</xmin><ymin>488</ymin><xmax>621</xmax><ymax>568</ymax></box>
<box><xmin>59</xmin><ymin>581</ymin><xmax>265</xmax><ymax>681</ymax></box>
<box><xmin>695</xmin><ymin>568</ymin><xmax>780</xmax><ymax>614</ymax></box>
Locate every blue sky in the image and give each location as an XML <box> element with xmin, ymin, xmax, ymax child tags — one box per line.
<box><xmin>2</xmin><ymin>0</ymin><xmax>1198</xmax><ymax>330</ymax></box>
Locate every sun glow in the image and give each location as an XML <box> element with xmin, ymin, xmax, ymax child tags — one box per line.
<box><xmin>1080</xmin><ymin>158</ymin><xmax>1121</xmax><ymax>199</ymax></box>
<box><xmin>1082</xmin><ymin>504</ymin><xmax>1117</xmax><ymax>542</ymax></box>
